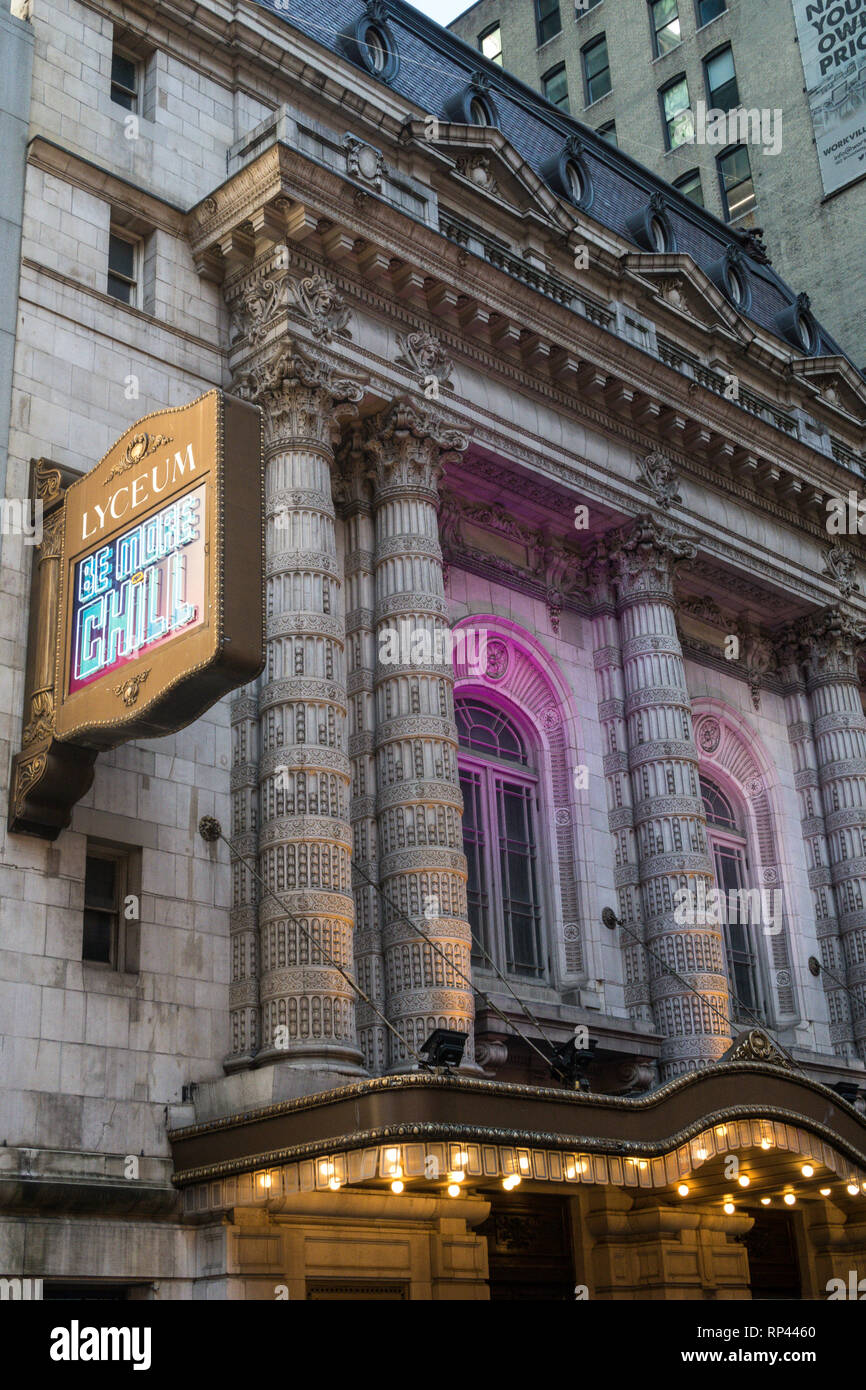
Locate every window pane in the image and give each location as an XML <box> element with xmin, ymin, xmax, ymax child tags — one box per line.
<box><xmin>584</xmin><ymin>38</ymin><xmax>611</xmax><ymax>103</ymax></box>
<box><xmin>107</xmin><ymin>274</ymin><xmax>133</xmax><ymax>304</ymax></box>
<box><xmin>455</xmin><ymin>699</ymin><xmax>527</xmax><ymax>764</ymax></box>
<box><xmin>537</xmin><ymin>0</ymin><xmax>561</xmax><ymax>43</ymax></box>
<box><xmin>83</xmin><ymin>909</ymin><xmax>113</xmax><ymax>964</ymax></box>
<box><xmin>480</xmin><ymin>26</ymin><xmax>502</xmax><ymax>64</ymax></box>
<box><xmin>698</xmin><ymin>0</ymin><xmax>726</xmax><ymax>24</ymax></box>
<box><xmin>497</xmin><ymin>781</ymin><xmax>543</xmax><ymax>976</ymax></box>
<box><xmin>85</xmin><ymin>854</ymin><xmax>117</xmax><ymax>911</ymax></box>
<box><xmin>707</xmin><ymin>47</ymin><xmax>739</xmax><ymax>108</ymax></box>
<box><xmin>112</xmin><ymin>53</ymin><xmax>137</xmax><ymax>90</ymax></box>
<box><xmin>719</xmin><ymin>145</ymin><xmax>755</xmax><ymax>218</ymax></box>
<box><xmin>543</xmin><ymin>65</ymin><xmax>569</xmax><ymax>110</ymax></box>
<box><xmin>653</xmin><ymin>0</ymin><xmax>681</xmax><ymax>55</ymax></box>
<box><xmin>675</xmin><ymin>169</ymin><xmax>704</xmax><ymax>205</ymax></box>
<box><xmin>108</xmin><ymin>235</ymin><xmax>135</xmax><ymax>278</ymax></box>
<box><xmin>598</xmin><ymin>120</ymin><xmax>617</xmax><ymax>145</ymax></box>
<box><xmin>663</xmin><ymin>77</ymin><xmax>693</xmax><ymax>147</ymax></box>
<box><xmin>460</xmin><ymin>771</ymin><xmax>491</xmax><ymax>962</ymax></box>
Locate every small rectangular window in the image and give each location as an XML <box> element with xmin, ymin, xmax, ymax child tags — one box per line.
<box><xmin>536</xmin><ymin>0</ymin><xmax>562</xmax><ymax>46</ymax></box>
<box><xmin>674</xmin><ymin>168</ymin><xmax>704</xmax><ymax>205</ymax></box>
<box><xmin>705</xmin><ymin>45</ymin><xmax>739</xmax><ymax>110</ymax></box>
<box><xmin>575</xmin><ymin>0</ymin><xmax>603</xmax><ymax>14</ymax></box>
<box><xmin>696</xmin><ymin>0</ymin><xmax>726</xmax><ymax>25</ymax></box>
<box><xmin>83</xmin><ymin>844</ymin><xmax>140</xmax><ymax>971</ymax></box>
<box><xmin>478</xmin><ymin>23</ymin><xmax>503</xmax><ymax>65</ymax></box>
<box><xmin>718</xmin><ymin>144</ymin><xmax>755</xmax><ymax>219</ymax></box>
<box><xmin>107</xmin><ymin>231</ymin><xmax>138</xmax><ymax>305</ymax></box>
<box><xmin>583</xmin><ymin>34</ymin><xmax>611</xmax><ymax>104</ymax></box>
<box><xmin>110</xmin><ymin>50</ymin><xmax>138</xmax><ymax>110</ymax></box>
<box><xmin>598</xmin><ymin>119</ymin><xmax>617</xmax><ymax>145</ymax></box>
<box><xmin>542</xmin><ymin>62</ymin><xmax>570</xmax><ymax>110</ymax></box>
<box><xmin>661</xmin><ymin>74</ymin><xmax>694</xmax><ymax>148</ymax></box>
<box><xmin>650</xmin><ymin>0</ymin><xmax>681</xmax><ymax>57</ymax></box>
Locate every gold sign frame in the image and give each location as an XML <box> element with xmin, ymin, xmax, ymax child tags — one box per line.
<box><xmin>53</xmin><ymin>389</ymin><xmax>264</xmax><ymax>748</ymax></box>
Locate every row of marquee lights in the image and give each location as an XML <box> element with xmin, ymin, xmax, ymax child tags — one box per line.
<box><xmin>252</xmin><ymin>1127</ymin><xmax>866</xmax><ymax>1208</ymax></box>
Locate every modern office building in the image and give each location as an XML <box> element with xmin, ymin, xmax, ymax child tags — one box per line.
<box><xmin>449</xmin><ymin>0</ymin><xmax>866</xmax><ymax>371</ymax></box>
<box><xmin>1</xmin><ymin>0</ymin><xmax>866</xmax><ymax>1299</ymax></box>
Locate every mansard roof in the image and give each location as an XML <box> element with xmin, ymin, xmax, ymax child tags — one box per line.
<box><xmin>252</xmin><ymin>0</ymin><xmax>861</xmax><ymax>377</ymax></box>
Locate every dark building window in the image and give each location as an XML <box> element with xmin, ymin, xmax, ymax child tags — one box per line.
<box><xmin>107</xmin><ymin>231</ymin><xmax>137</xmax><ymax>305</ymax></box>
<box><xmin>674</xmin><ymin>168</ymin><xmax>704</xmax><ymax>204</ymax></box>
<box><xmin>598</xmin><ymin>119</ymin><xmax>617</xmax><ymax>144</ymax></box>
<box><xmin>650</xmin><ymin>0</ymin><xmax>681</xmax><ymax>57</ymax></box>
<box><xmin>479</xmin><ymin>23</ymin><xmax>503</xmax><ymax>64</ymax></box>
<box><xmin>661</xmin><ymin>73</ymin><xmax>693</xmax><ymax>148</ymax></box>
<box><xmin>575</xmin><ymin>0</ymin><xmax>603</xmax><ymax>13</ymax></box>
<box><xmin>536</xmin><ymin>0</ymin><xmax>562</xmax><ymax>45</ymax></box>
<box><xmin>696</xmin><ymin>0</ymin><xmax>726</xmax><ymax>25</ymax></box>
<box><xmin>705</xmin><ymin>45</ymin><xmax>739</xmax><ymax>109</ymax></box>
<box><xmin>110</xmin><ymin>49</ymin><xmax>138</xmax><ymax>109</ymax></box>
<box><xmin>718</xmin><ymin>144</ymin><xmax>755</xmax><ymax>219</ymax></box>
<box><xmin>83</xmin><ymin>844</ymin><xmax>139</xmax><ymax>970</ymax></box>
<box><xmin>457</xmin><ymin>699</ymin><xmax>545</xmax><ymax>979</ymax></box>
<box><xmin>543</xmin><ymin>62</ymin><xmax>570</xmax><ymax>109</ymax></box>
<box><xmin>582</xmin><ymin>35</ymin><xmax>611</xmax><ymax>104</ymax></box>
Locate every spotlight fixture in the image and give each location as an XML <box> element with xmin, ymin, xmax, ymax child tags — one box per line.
<box><xmin>820</xmin><ymin>1188</ymin><xmax>831</xmax><ymax>1196</ymax></box>
<box><xmin>801</xmin><ymin>1164</ymin><xmax>814</xmax><ymax>1178</ymax></box>
<box><xmin>738</xmin><ymin>1175</ymin><xmax>750</xmax><ymax>1188</ymax></box>
<box><xmin>451</xmin><ymin>1170</ymin><xmax>465</xmax><ymax>1183</ymax></box>
<box><xmin>390</xmin><ymin>1178</ymin><xmax>404</xmax><ymax>1194</ymax></box>
<box><xmin>847</xmin><ymin>1182</ymin><xmax>859</xmax><ymax>1196</ymax></box>
<box><xmin>550</xmin><ymin>1035</ymin><xmax>598</xmax><ymax>1090</ymax></box>
<box><xmin>259</xmin><ymin>1174</ymin><xmax>272</xmax><ymax>1189</ymax></box>
<box><xmin>677</xmin><ymin>1183</ymin><xmax>689</xmax><ymax>1197</ymax></box>
<box><xmin>328</xmin><ymin>1177</ymin><xmax>341</xmax><ymax>1191</ymax></box>
<box><xmin>760</xmin><ymin>1198</ymin><xmax>771</xmax><ymax>1206</ymax></box>
<box><xmin>447</xmin><ymin>1183</ymin><xmax>461</xmax><ymax>1198</ymax></box>
<box><xmin>419</xmin><ymin>1028</ymin><xmax>467</xmax><ymax>1071</ymax></box>
<box><xmin>760</xmin><ymin>1139</ymin><xmax>771</xmax><ymax>1150</ymax></box>
<box><xmin>784</xmin><ymin>1193</ymin><xmax>796</xmax><ymax>1205</ymax></box>
<box><xmin>723</xmin><ymin>1201</ymin><xmax>735</xmax><ymax>1215</ymax></box>
<box><xmin>502</xmin><ymin>1174</ymin><xmax>521</xmax><ymax>1191</ymax></box>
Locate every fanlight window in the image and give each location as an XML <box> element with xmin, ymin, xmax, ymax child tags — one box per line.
<box><xmin>700</xmin><ymin>774</ymin><xmax>738</xmax><ymax>830</ymax></box>
<box><xmin>456</xmin><ymin>698</ymin><xmax>544</xmax><ymax>979</ymax></box>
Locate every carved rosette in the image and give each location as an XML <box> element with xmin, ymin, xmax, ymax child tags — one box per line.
<box><xmin>797</xmin><ymin>608</ymin><xmax>866</xmax><ymax>1054</ymax></box>
<box><xmin>605</xmin><ymin>516</ymin><xmax>731</xmax><ymax>1076</ymax></box>
<box><xmin>230</xmin><ymin>333</ymin><xmax>365</xmax><ymax>1071</ymax></box>
<box><xmin>367</xmin><ymin>399</ymin><xmax>475</xmax><ymax>1068</ymax></box>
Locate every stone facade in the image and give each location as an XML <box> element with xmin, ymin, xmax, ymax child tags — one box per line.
<box><xmin>0</xmin><ymin>0</ymin><xmax>865</xmax><ymax>1299</ymax></box>
<box><xmin>449</xmin><ymin>0</ymin><xmax>866</xmax><ymax>371</ymax></box>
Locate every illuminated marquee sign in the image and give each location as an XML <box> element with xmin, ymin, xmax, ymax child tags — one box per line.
<box><xmin>55</xmin><ymin>390</ymin><xmax>264</xmax><ymax>747</ymax></box>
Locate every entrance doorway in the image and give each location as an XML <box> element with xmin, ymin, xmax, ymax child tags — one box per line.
<box><xmin>477</xmin><ymin>1192</ymin><xmax>575</xmax><ymax>1299</ymax></box>
<box><xmin>741</xmin><ymin>1208</ymin><xmax>802</xmax><ymax>1299</ymax></box>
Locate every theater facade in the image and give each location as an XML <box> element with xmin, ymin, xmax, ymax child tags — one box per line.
<box><xmin>2</xmin><ymin>0</ymin><xmax>866</xmax><ymax>1299</ymax></box>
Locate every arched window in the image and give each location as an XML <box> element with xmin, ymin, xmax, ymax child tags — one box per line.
<box><xmin>456</xmin><ymin>697</ymin><xmax>544</xmax><ymax>979</ymax></box>
<box><xmin>700</xmin><ymin>774</ymin><xmax>765</xmax><ymax>1022</ymax></box>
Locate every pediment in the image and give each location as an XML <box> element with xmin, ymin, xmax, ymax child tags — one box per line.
<box><xmin>401</xmin><ymin>120</ymin><xmax>573</xmax><ymax>234</ymax></box>
<box><xmin>790</xmin><ymin>355</ymin><xmax>866</xmax><ymax>423</ymax></box>
<box><xmin>625</xmin><ymin>254</ymin><xmax>753</xmax><ymax>344</ymax></box>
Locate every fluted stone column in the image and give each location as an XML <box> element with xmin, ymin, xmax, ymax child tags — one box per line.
<box><xmin>336</xmin><ymin>436</ymin><xmax>386</xmax><ymax>1074</ymax></box>
<box><xmin>227</xmin><ymin>681</ymin><xmax>261</xmax><ymax>1069</ymax></box>
<box><xmin>588</xmin><ymin>557</ymin><xmax>652</xmax><ymax>1028</ymax></box>
<box><xmin>778</xmin><ymin>627</ymin><xmax>856</xmax><ymax>1060</ymax></box>
<box><xmin>241</xmin><ymin>348</ymin><xmax>364</xmax><ymax>1070</ymax></box>
<box><xmin>608</xmin><ymin>516</ymin><xmax>731</xmax><ymax>1077</ymax></box>
<box><xmin>366</xmin><ymin>398</ymin><xmax>474</xmax><ymax>1069</ymax></box>
<box><xmin>798</xmin><ymin>608</ymin><xmax>866</xmax><ymax>1058</ymax></box>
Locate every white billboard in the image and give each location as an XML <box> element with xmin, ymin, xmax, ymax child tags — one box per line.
<box><xmin>791</xmin><ymin>0</ymin><xmax>866</xmax><ymax>195</ymax></box>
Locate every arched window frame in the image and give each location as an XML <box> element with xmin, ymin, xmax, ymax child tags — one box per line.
<box><xmin>700</xmin><ymin>771</ymin><xmax>772</xmax><ymax>1027</ymax></box>
<box><xmin>456</xmin><ymin>694</ymin><xmax>548</xmax><ymax>981</ymax></box>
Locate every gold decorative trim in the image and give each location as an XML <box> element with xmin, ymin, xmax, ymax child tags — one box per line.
<box><xmin>104</xmin><ymin>432</ymin><xmax>173</xmax><ymax>484</ymax></box>
<box><xmin>113</xmin><ymin>670</ymin><xmax>150</xmax><ymax>707</ymax></box>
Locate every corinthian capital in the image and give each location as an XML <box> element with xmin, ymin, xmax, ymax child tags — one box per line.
<box><xmin>797</xmin><ymin>606</ymin><xmax>866</xmax><ymax>683</ymax></box>
<box><xmin>365</xmin><ymin>396</ymin><xmax>469</xmax><ymax>497</ymax></box>
<box><xmin>607</xmin><ymin>513</ymin><xmax>697</xmax><ymax>604</ymax></box>
<box><xmin>234</xmin><ymin>339</ymin><xmax>364</xmax><ymax>453</ymax></box>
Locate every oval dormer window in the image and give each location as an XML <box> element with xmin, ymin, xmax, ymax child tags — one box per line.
<box><xmin>650</xmin><ymin>216</ymin><xmax>668</xmax><ymax>252</ymax></box>
<box><xmin>470</xmin><ymin>95</ymin><xmax>491</xmax><ymax>125</ymax></box>
<box><xmin>365</xmin><ymin>25</ymin><xmax>388</xmax><ymax>73</ymax></box>
<box><xmin>796</xmin><ymin>309</ymin><xmax>814</xmax><ymax>352</ymax></box>
<box><xmin>728</xmin><ymin>265</ymin><xmax>745</xmax><ymax>306</ymax></box>
<box><xmin>343</xmin><ymin>9</ymin><xmax>400</xmax><ymax>83</ymax></box>
<box><xmin>565</xmin><ymin>160</ymin><xmax>584</xmax><ymax>204</ymax></box>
